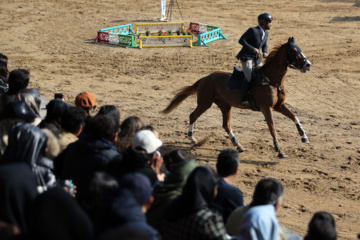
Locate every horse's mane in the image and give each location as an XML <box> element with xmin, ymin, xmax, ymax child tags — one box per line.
<box><xmin>262</xmin><ymin>43</ymin><xmax>286</xmax><ymax>67</ymax></box>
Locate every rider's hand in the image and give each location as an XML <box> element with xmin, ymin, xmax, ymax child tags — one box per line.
<box><xmin>253</xmin><ymin>48</ymin><xmax>260</xmax><ymax>54</ymax></box>
<box><xmin>263</xmin><ymin>52</ymin><xmax>268</xmax><ymax>58</ymax></box>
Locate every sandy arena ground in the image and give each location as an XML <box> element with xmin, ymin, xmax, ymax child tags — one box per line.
<box><xmin>1</xmin><ymin>0</ymin><xmax>359</xmax><ymax>238</ymax></box>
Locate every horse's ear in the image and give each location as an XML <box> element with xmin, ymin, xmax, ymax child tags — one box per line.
<box><xmin>288</xmin><ymin>37</ymin><xmax>294</xmax><ymax>44</ymax></box>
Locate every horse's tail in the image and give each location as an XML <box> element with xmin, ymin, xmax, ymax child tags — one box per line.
<box><xmin>160</xmin><ymin>79</ymin><xmax>201</xmax><ymax>114</ymax></box>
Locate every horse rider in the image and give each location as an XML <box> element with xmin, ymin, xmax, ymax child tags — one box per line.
<box><xmin>236</xmin><ymin>13</ymin><xmax>273</xmax><ymax>106</ymax></box>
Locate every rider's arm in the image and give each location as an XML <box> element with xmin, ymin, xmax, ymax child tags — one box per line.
<box><xmin>239</xmin><ymin>28</ymin><xmax>255</xmax><ymax>53</ymax></box>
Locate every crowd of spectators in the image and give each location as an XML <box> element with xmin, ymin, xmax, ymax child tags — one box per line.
<box><xmin>0</xmin><ymin>53</ymin><xmax>348</xmax><ymax>240</ymax></box>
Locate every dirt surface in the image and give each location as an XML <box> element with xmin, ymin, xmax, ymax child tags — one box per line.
<box><xmin>1</xmin><ymin>0</ymin><xmax>359</xmax><ymax>238</ymax></box>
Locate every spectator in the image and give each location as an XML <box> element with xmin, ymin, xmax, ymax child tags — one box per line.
<box><xmin>82</xmin><ymin>171</ymin><xmax>119</xmax><ymax>220</ymax></box>
<box><xmin>26</xmin><ymin>186</ymin><xmax>93</xmax><ymax>240</ymax></box>
<box><xmin>115</xmin><ymin>116</ymin><xmax>143</xmax><ymax>153</ymax></box>
<box><xmin>0</xmin><ymin>101</ymin><xmax>38</xmax><ymax>160</ymax></box>
<box><xmin>211</xmin><ymin>148</ymin><xmax>244</xmax><ymax>224</ymax></box>
<box><xmin>57</xmin><ymin>106</ymin><xmax>85</xmax><ymax>152</ymax></box>
<box><xmin>146</xmin><ymin>150</ymin><xmax>198</xmax><ymax>230</ymax></box>
<box><xmin>96</xmin><ymin>105</ymin><xmax>120</xmax><ymax>123</ymax></box>
<box><xmin>304</xmin><ymin>211</ymin><xmax>337</xmax><ymax>240</ymax></box>
<box><xmin>96</xmin><ymin>172</ymin><xmax>160</xmax><ymax>240</ymax></box>
<box><xmin>160</xmin><ymin>166</ymin><xmax>229</xmax><ymax>240</ymax></box>
<box><xmin>238</xmin><ymin>178</ymin><xmax>283</xmax><ymax>240</ymax></box>
<box><xmin>2</xmin><ymin>123</ymin><xmax>57</xmax><ymax>191</ymax></box>
<box><xmin>55</xmin><ymin>114</ymin><xmax>121</xmax><ymax>205</ymax></box>
<box><xmin>15</xmin><ymin>91</ymin><xmax>42</xmax><ymax>126</ymax></box>
<box><xmin>0</xmin><ymin>53</ymin><xmax>9</xmax><ymax>94</ymax></box>
<box><xmin>75</xmin><ymin>92</ymin><xmax>96</xmax><ymax>119</ymax></box>
<box><xmin>38</xmin><ymin>98</ymin><xmax>68</xmax><ymax>136</ymax></box>
<box><xmin>0</xmin><ymin>162</ymin><xmax>38</xmax><ymax>234</ymax></box>
<box><xmin>108</xmin><ymin>129</ymin><xmax>163</xmax><ymax>185</ymax></box>
<box><xmin>0</xmin><ymin>68</ymin><xmax>30</xmax><ymax>115</ymax></box>
<box><xmin>6</xmin><ymin>68</ymin><xmax>29</xmax><ymax>96</ymax></box>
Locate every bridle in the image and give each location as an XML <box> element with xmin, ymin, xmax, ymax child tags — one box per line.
<box><xmin>286</xmin><ymin>42</ymin><xmax>310</xmax><ymax>70</ymax></box>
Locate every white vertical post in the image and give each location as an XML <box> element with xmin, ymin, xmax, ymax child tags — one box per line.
<box><xmin>159</xmin><ymin>0</ymin><xmax>167</xmax><ymax>21</ymax></box>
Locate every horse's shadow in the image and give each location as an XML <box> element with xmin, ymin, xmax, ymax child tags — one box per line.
<box><xmin>161</xmin><ymin>143</ymin><xmax>279</xmax><ymax>166</ymax></box>
<box><xmin>240</xmin><ymin>160</ymin><xmax>279</xmax><ymax>167</ymax></box>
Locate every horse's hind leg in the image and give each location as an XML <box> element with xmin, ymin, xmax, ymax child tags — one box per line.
<box><xmin>214</xmin><ymin>99</ymin><xmax>245</xmax><ymax>152</ymax></box>
<box><xmin>188</xmin><ymin>102</ymin><xmax>212</xmax><ymax>144</ymax></box>
<box><xmin>274</xmin><ymin>104</ymin><xmax>310</xmax><ymax>143</ymax></box>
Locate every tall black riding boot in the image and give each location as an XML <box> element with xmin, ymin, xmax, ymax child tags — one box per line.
<box><xmin>240</xmin><ymin>80</ymin><xmax>250</xmax><ymax>105</ymax></box>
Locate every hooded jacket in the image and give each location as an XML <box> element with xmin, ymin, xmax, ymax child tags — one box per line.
<box><xmin>0</xmin><ymin>162</ymin><xmax>38</xmax><ymax>233</ymax></box>
<box><xmin>95</xmin><ymin>188</ymin><xmax>160</xmax><ymax>240</ymax></box>
<box><xmin>2</xmin><ymin>123</ymin><xmax>56</xmax><ymax>189</ymax></box>
<box><xmin>146</xmin><ymin>159</ymin><xmax>198</xmax><ymax>230</ymax></box>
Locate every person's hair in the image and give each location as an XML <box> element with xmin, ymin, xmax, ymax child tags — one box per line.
<box><xmin>163</xmin><ymin>149</ymin><xmax>186</xmax><ymax>172</ymax></box>
<box><xmin>7</xmin><ymin>69</ymin><xmax>30</xmax><ymax>95</ymax></box>
<box><xmin>88</xmin><ymin>115</ymin><xmax>119</xmax><ymax>141</ymax></box>
<box><xmin>61</xmin><ymin>106</ymin><xmax>85</xmax><ymax>133</ymax></box>
<box><xmin>115</xmin><ymin>116</ymin><xmax>143</xmax><ymax>153</ymax></box>
<box><xmin>305</xmin><ymin>212</ymin><xmax>337</xmax><ymax>240</ymax></box>
<box><xmin>82</xmin><ymin>171</ymin><xmax>119</xmax><ymax>213</ymax></box>
<box><xmin>251</xmin><ymin>178</ymin><xmax>283</xmax><ymax>206</ymax></box>
<box><xmin>0</xmin><ymin>53</ymin><xmax>9</xmax><ymax>82</ymax></box>
<box><xmin>96</xmin><ymin>105</ymin><xmax>120</xmax><ymax>129</ymax></box>
<box><xmin>216</xmin><ymin>148</ymin><xmax>239</xmax><ymax>177</ymax></box>
<box><xmin>16</xmin><ymin>92</ymin><xmax>40</xmax><ymax>115</ymax></box>
<box><xmin>141</xmin><ymin>125</ymin><xmax>159</xmax><ymax>138</ymax></box>
<box><xmin>44</xmin><ymin>99</ymin><xmax>68</xmax><ymax>122</ymax></box>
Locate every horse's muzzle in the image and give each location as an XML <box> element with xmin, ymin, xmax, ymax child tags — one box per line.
<box><xmin>301</xmin><ymin>59</ymin><xmax>311</xmax><ymax>73</ymax></box>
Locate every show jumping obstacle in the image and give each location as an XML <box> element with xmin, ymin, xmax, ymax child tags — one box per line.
<box><xmin>187</xmin><ymin>22</ymin><xmax>227</xmax><ymax>47</ymax></box>
<box><xmin>94</xmin><ymin>24</ymin><xmax>138</xmax><ymax>48</ymax></box>
<box><xmin>94</xmin><ymin>22</ymin><xmax>226</xmax><ymax>48</ymax></box>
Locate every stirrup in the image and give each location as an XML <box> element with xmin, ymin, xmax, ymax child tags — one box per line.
<box><xmin>240</xmin><ymin>100</ymin><xmax>249</xmax><ymax>106</ymax></box>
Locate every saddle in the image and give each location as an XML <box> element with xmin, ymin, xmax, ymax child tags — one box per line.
<box><xmin>227</xmin><ymin>66</ymin><xmax>271</xmax><ymax>111</ymax></box>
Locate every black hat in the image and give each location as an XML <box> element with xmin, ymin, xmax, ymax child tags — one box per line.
<box><xmin>2</xmin><ymin>100</ymin><xmax>37</xmax><ymax>123</ymax></box>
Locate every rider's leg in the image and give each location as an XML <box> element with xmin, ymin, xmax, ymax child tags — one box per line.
<box><xmin>240</xmin><ymin>59</ymin><xmax>254</xmax><ymax>104</ymax></box>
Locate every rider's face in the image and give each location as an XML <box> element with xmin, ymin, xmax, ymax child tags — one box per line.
<box><xmin>265</xmin><ymin>21</ymin><xmax>272</xmax><ymax>30</ymax></box>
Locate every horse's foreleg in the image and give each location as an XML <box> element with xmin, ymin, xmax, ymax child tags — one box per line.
<box><xmin>215</xmin><ymin>99</ymin><xmax>245</xmax><ymax>152</ymax></box>
<box><xmin>274</xmin><ymin>104</ymin><xmax>310</xmax><ymax>144</ymax></box>
<box><xmin>261</xmin><ymin>107</ymin><xmax>287</xmax><ymax>158</ymax></box>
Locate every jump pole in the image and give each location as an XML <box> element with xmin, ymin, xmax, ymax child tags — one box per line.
<box><xmin>158</xmin><ymin>0</ymin><xmax>167</xmax><ymax>21</ymax></box>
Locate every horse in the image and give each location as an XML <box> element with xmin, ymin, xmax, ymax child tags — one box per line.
<box><xmin>161</xmin><ymin>37</ymin><xmax>312</xmax><ymax>158</ymax></box>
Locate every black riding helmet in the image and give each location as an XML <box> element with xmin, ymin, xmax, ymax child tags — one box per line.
<box><xmin>258</xmin><ymin>13</ymin><xmax>273</xmax><ymax>25</ymax></box>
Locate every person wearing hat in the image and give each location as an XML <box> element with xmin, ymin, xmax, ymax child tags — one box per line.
<box><xmin>107</xmin><ymin>129</ymin><xmax>164</xmax><ymax>186</ymax></box>
<box><xmin>74</xmin><ymin>92</ymin><xmax>96</xmax><ymax>119</ymax></box>
<box><xmin>236</xmin><ymin>13</ymin><xmax>273</xmax><ymax>105</ymax></box>
<box><xmin>0</xmin><ymin>100</ymin><xmax>38</xmax><ymax>160</ymax></box>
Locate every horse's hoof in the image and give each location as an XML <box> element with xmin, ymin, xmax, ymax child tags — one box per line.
<box><xmin>278</xmin><ymin>153</ymin><xmax>287</xmax><ymax>158</ymax></box>
<box><xmin>237</xmin><ymin>146</ymin><xmax>246</xmax><ymax>152</ymax></box>
<box><xmin>302</xmin><ymin>137</ymin><xmax>310</xmax><ymax>143</ymax></box>
<box><xmin>189</xmin><ymin>137</ymin><xmax>198</xmax><ymax>145</ymax></box>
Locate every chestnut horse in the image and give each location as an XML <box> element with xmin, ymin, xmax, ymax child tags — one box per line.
<box><xmin>161</xmin><ymin>37</ymin><xmax>312</xmax><ymax>158</ymax></box>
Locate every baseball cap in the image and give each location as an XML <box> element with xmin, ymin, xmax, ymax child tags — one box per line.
<box><xmin>75</xmin><ymin>92</ymin><xmax>96</xmax><ymax>108</ymax></box>
<box><xmin>132</xmin><ymin>130</ymin><xmax>162</xmax><ymax>154</ymax></box>
<box><xmin>2</xmin><ymin>100</ymin><xmax>37</xmax><ymax>123</ymax></box>
<box><xmin>119</xmin><ymin>172</ymin><xmax>152</xmax><ymax>205</ymax></box>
